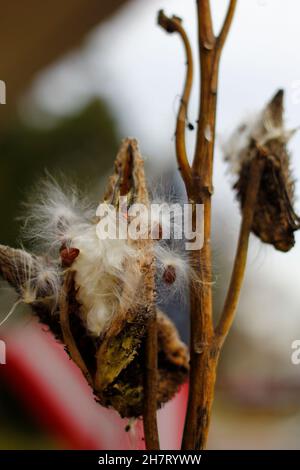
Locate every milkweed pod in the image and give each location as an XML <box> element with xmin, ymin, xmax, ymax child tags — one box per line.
<box><xmin>224</xmin><ymin>90</ymin><xmax>300</xmax><ymax>252</ymax></box>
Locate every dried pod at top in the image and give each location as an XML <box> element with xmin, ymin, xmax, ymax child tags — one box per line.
<box><xmin>224</xmin><ymin>89</ymin><xmax>300</xmax><ymax>251</ymax></box>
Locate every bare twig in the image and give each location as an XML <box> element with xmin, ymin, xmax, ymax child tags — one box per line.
<box><xmin>212</xmin><ymin>0</ymin><xmax>238</xmax><ymax>93</ymax></box>
<box><xmin>143</xmin><ymin>310</ymin><xmax>160</xmax><ymax>450</ymax></box>
<box><xmin>59</xmin><ymin>270</ymin><xmax>93</xmax><ymax>386</ymax></box>
<box><xmin>158</xmin><ymin>11</ymin><xmax>193</xmax><ymax>187</ymax></box>
<box><xmin>216</xmin><ymin>153</ymin><xmax>266</xmax><ymax>345</ymax></box>
<box><xmin>217</xmin><ymin>0</ymin><xmax>238</xmax><ymax>51</ymax></box>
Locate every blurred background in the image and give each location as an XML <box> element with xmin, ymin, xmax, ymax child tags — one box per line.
<box><xmin>0</xmin><ymin>0</ymin><xmax>300</xmax><ymax>450</ymax></box>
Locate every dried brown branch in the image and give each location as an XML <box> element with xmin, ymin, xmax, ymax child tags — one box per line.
<box><xmin>212</xmin><ymin>0</ymin><xmax>238</xmax><ymax>93</ymax></box>
<box><xmin>197</xmin><ymin>0</ymin><xmax>215</xmax><ymax>50</ymax></box>
<box><xmin>158</xmin><ymin>10</ymin><xmax>193</xmax><ymax>187</ymax></box>
<box><xmin>215</xmin><ymin>153</ymin><xmax>266</xmax><ymax>345</ymax></box>
<box><xmin>143</xmin><ymin>310</ymin><xmax>160</xmax><ymax>450</ymax></box>
<box><xmin>59</xmin><ymin>270</ymin><xmax>93</xmax><ymax>386</ymax></box>
<box><xmin>181</xmin><ymin>0</ymin><xmax>238</xmax><ymax>450</ymax></box>
<box><xmin>217</xmin><ymin>0</ymin><xmax>238</xmax><ymax>51</ymax></box>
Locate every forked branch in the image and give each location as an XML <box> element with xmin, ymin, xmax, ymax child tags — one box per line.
<box><xmin>158</xmin><ymin>0</ymin><xmax>240</xmax><ymax>450</ymax></box>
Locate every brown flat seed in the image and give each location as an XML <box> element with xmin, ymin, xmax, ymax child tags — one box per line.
<box><xmin>163</xmin><ymin>265</ymin><xmax>177</xmax><ymax>284</ymax></box>
<box><xmin>60</xmin><ymin>247</ymin><xmax>80</xmax><ymax>267</ymax></box>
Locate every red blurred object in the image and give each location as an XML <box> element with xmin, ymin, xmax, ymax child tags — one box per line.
<box><xmin>1</xmin><ymin>320</ymin><xmax>188</xmax><ymax>450</ymax></box>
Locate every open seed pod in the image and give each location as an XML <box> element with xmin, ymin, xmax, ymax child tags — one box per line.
<box><xmin>0</xmin><ymin>138</ymin><xmax>189</xmax><ymax>418</ymax></box>
<box><xmin>224</xmin><ymin>90</ymin><xmax>300</xmax><ymax>252</ymax></box>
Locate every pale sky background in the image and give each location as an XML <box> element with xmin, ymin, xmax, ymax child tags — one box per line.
<box><xmin>23</xmin><ymin>0</ymin><xmax>300</xmax><ymax>365</ymax></box>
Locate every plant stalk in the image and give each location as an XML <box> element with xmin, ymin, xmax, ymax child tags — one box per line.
<box><xmin>182</xmin><ymin>0</ymin><xmax>238</xmax><ymax>450</ymax></box>
<box><xmin>143</xmin><ymin>311</ymin><xmax>160</xmax><ymax>450</ymax></box>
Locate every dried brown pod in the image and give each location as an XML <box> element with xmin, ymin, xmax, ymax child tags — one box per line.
<box><xmin>0</xmin><ymin>138</ymin><xmax>189</xmax><ymax>418</ymax></box>
<box><xmin>225</xmin><ymin>90</ymin><xmax>300</xmax><ymax>252</ymax></box>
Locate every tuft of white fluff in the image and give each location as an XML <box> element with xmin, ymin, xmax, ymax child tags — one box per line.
<box><xmin>154</xmin><ymin>243</ymin><xmax>190</xmax><ymax>304</ymax></box>
<box><xmin>222</xmin><ymin>113</ymin><xmax>259</xmax><ymax>174</ymax></box>
<box><xmin>0</xmin><ymin>250</ymin><xmax>61</xmax><ymax>327</ymax></box>
<box><xmin>148</xmin><ymin>183</ymin><xmax>184</xmax><ymax>240</ymax></box>
<box><xmin>21</xmin><ymin>179</ymin><xmax>144</xmax><ymax>335</ymax></box>
<box><xmin>21</xmin><ymin>177</ymin><xmax>195</xmax><ymax>336</ymax></box>
<box><xmin>72</xmin><ymin>223</ymin><xmax>142</xmax><ymax>336</ymax></box>
<box><xmin>21</xmin><ymin>176</ymin><xmax>95</xmax><ymax>255</ymax></box>
<box><xmin>223</xmin><ymin>110</ymin><xmax>297</xmax><ymax>174</ymax></box>
<box><xmin>23</xmin><ymin>177</ymin><xmax>146</xmax><ymax>336</ymax></box>
<box><xmin>12</xmin><ymin>249</ymin><xmax>61</xmax><ymax>307</ymax></box>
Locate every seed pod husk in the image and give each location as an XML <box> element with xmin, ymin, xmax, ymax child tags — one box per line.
<box><xmin>226</xmin><ymin>90</ymin><xmax>300</xmax><ymax>252</ymax></box>
<box><xmin>0</xmin><ymin>138</ymin><xmax>189</xmax><ymax>418</ymax></box>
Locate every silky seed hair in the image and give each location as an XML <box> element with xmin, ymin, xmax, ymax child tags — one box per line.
<box><xmin>0</xmin><ymin>247</ymin><xmax>61</xmax><ymax>328</ymax></box>
<box><xmin>21</xmin><ymin>175</ymin><xmax>95</xmax><ymax>256</ymax></box>
<box><xmin>223</xmin><ymin>93</ymin><xmax>297</xmax><ymax>176</ymax></box>
<box><xmin>0</xmin><ymin>138</ymin><xmax>190</xmax><ymax>418</ymax></box>
<box><xmin>17</xmin><ymin>177</ymin><xmax>194</xmax><ymax>335</ymax></box>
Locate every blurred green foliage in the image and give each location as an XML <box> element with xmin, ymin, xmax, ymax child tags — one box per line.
<box><xmin>0</xmin><ymin>97</ymin><xmax>119</xmax><ymax>449</ymax></box>
<box><xmin>0</xmin><ymin>99</ymin><xmax>119</xmax><ymax>245</ymax></box>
